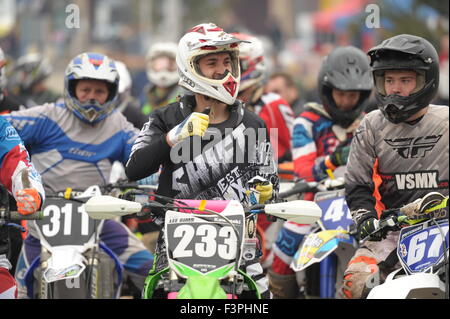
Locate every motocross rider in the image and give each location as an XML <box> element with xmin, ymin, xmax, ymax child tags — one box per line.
<box><xmin>3</xmin><ymin>52</ymin><xmax>154</xmax><ymax>298</ymax></box>
<box><xmin>126</xmin><ymin>23</ymin><xmax>279</xmax><ymax>298</ymax></box>
<box><xmin>233</xmin><ymin>32</ymin><xmax>295</xmax><ymax>164</ymax></box>
<box><xmin>6</xmin><ymin>53</ymin><xmax>60</xmax><ymax>108</ymax></box>
<box><xmin>269</xmin><ymin>46</ymin><xmax>374</xmax><ymax>298</ymax></box>
<box><xmin>338</xmin><ymin>34</ymin><xmax>449</xmax><ymax>299</ymax></box>
<box><xmin>140</xmin><ymin>42</ymin><xmax>184</xmax><ymax>115</ymax></box>
<box><xmin>0</xmin><ymin>117</ymin><xmax>44</xmax><ymax>299</ymax></box>
<box><xmin>0</xmin><ymin>45</ymin><xmax>45</xmax><ymax>299</ymax></box>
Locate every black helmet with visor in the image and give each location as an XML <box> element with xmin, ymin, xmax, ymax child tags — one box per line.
<box><xmin>318</xmin><ymin>46</ymin><xmax>373</xmax><ymax>128</ymax></box>
<box><xmin>368</xmin><ymin>34</ymin><xmax>439</xmax><ymax>123</ymax></box>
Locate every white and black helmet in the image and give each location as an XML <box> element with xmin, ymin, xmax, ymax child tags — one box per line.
<box><xmin>368</xmin><ymin>34</ymin><xmax>440</xmax><ymax>123</ymax></box>
<box><xmin>145</xmin><ymin>42</ymin><xmax>179</xmax><ymax>88</ymax></box>
<box><xmin>176</xmin><ymin>23</ymin><xmax>246</xmax><ymax>105</ymax></box>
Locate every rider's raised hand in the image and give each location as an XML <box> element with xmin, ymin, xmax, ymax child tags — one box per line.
<box><xmin>255</xmin><ymin>182</ymin><xmax>273</xmax><ymax>204</ymax></box>
<box><xmin>15</xmin><ymin>188</ymin><xmax>42</xmax><ymax>215</ymax></box>
<box><xmin>166</xmin><ymin>112</ymin><xmax>209</xmax><ymax>147</ymax></box>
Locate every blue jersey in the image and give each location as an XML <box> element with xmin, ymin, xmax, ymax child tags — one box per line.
<box><xmin>3</xmin><ymin>102</ymin><xmax>139</xmax><ymax>193</ymax></box>
<box><xmin>292</xmin><ymin>103</ymin><xmax>356</xmax><ymax>185</ymax></box>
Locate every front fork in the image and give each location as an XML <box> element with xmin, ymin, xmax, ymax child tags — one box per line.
<box><xmin>142</xmin><ymin>267</ymin><xmax>168</xmax><ymax>299</ymax></box>
<box><xmin>320</xmin><ymin>253</ymin><xmax>337</xmax><ymax>298</ymax></box>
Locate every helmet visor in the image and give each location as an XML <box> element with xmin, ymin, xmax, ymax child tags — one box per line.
<box><xmin>373</xmin><ymin>69</ymin><xmax>426</xmax><ymax>96</ymax></box>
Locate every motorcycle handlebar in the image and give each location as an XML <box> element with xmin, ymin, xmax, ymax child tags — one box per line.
<box><xmin>279</xmin><ymin>181</ymin><xmax>318</xmax><ymax>199</ymax></box>
<box><xmin>137</xmin><ymin>201</ymin><xmax>267</xmax><ymax>219</ymax></box>
<box><xmin>0</xmin><ymin>209</ymin><xmax>43</xmax><ymax>221</ymax></box>
<box><xmin>359</xmin><ymin>214</ymin><xmax>401</xmax><ymax>244</ymax></box>
<box><xmin>105</xmin><ymin>182</ymin><xmax>157</xmax><ymax>191</ymax></box>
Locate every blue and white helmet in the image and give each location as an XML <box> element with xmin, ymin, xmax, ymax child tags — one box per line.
<box><xmin>64</xmin><ymin>52</ymin><xmax>120</xmax><ymax>124</ymax></box>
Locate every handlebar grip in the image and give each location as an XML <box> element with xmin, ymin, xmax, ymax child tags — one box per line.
<box><xmin>359</xmin><ymin>216</ymin><xmax>398</xmax><ymax>244</ymax></box>
<box><xmin>279</xmin><ymin>182</ymin><xmax>317</xmax><ymax>199</ymax></box>
<box><xmin>278</xmin><ymin>169</ymin><xmax>294</xmax><ymax>175</ymax></box>
<box><xmin>8</xmin><ymin>210</ymin><xmax>44</xmax><ymax>220</ymax></box>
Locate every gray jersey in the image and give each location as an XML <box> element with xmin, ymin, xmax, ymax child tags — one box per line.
<box><xmin>345</xmin><ymin>105</ymin><xmax>449</xmax><ymax>217</ymax></box>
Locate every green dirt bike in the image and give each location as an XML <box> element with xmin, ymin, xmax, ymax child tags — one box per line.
<box><xmin>84</xmin><ymin>190</ymin><xmax>322</xmax><ymax>299</ymax></box>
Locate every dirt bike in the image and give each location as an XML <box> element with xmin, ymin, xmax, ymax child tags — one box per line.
<box><xmin>280</xmin><ymin>175</ymin><xmax>358</xmax><ymax>298</ymax></box>
<box><xmin>363</xmin><ymin>194</ymin><xmax>448</xmax><ymax>299</ymax></box>
<box><xmin>84</xmin><ymin>190</ymin><xmax>322</xmax><ymax>299</ymax></box>
<box><xmin>20</xmin><ymin>182</ymin><xmax>150</xmax><ymax>299</ymax></box>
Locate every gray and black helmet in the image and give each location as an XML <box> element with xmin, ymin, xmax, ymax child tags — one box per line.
<box><xmin>368</xmin><ymin>34</ymin><xmax>439</xmax><ymax>123</ymax></box>
<box><xmin>7</xmin><ymin>53</ymin><xmax>52</xmax><ymax>95</ymax></box>
<box><xmin>318</xmin><ymin>46</ymin><xmax>373</xmax><ymax>128</ymax></box>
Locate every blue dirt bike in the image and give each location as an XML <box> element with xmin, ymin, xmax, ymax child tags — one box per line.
<box><xmin>281</xmin><ymin>177</ymin><xmax>358</xmax><ymax>298</ymax></box>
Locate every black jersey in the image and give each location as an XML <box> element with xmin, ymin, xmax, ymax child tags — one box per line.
<box><xmin>126</xmin><ymin>95</ymin><xmax>279</xmax><ymax>206</ymax></box>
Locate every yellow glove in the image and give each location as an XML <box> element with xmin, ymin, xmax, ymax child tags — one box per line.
<box><xmin>166</xmin><ymin>112</ymin><xmax>209</xmax><ymax>146</ymax></box>
<box><xmin>255</xmin><ymin>182</ymin><xmax>273</xmax><ymax>204</ymax></box>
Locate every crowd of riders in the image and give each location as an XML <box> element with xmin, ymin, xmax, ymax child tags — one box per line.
<box><xmin>0</xmin><ymin>20</ymin><xmax>448</xmax><ymax>299</ymax></box>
